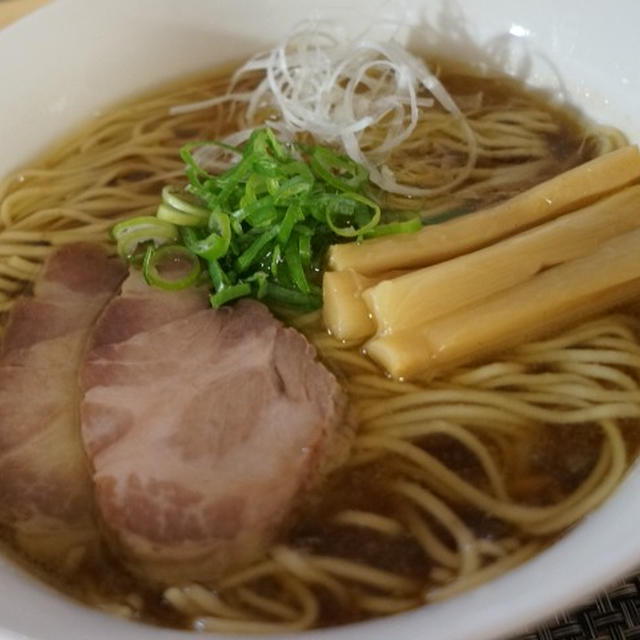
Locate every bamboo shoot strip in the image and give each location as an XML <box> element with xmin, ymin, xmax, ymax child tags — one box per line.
<box><xmin>366</xmin><ymin>227</ymin><xmax>640</xmax><ymax>379</ymax></box>
<box><xmin>329</xmin><ymin>145</ymin><xmax>640</xmax><ymax>275</ymax></box>
<box><xmin>364</xmin><ymin>184</ymin><xmax>640</xmax><ymax>335</ymax></box>
<box><xmin>323</xmin><ymin>270</ymin><xmax>377</xmax><ymax>342</ymax></box>
<box><xmin>323</xmin><ymin>269</ymin><xmax>408</xmax><ymax>342</ymax></box>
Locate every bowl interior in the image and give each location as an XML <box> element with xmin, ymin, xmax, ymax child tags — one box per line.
<box><xmin>1</xmin><ymin>1</ymin><xmax>639</xmax><ymax>639</ymax></box>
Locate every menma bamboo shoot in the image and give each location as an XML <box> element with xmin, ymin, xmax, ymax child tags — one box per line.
<box><xmin>323</xmin><ymin>270</ymin><xmax>377</xmax><ymax>342</ymax></box>
<box><xmin>323</xmin><ymin>268</ymin><xmax>408</xmax><ymax>341</ymax></box>
<box><xmin>329</xmin><ymin>145</ymin><xmax>640</xmax><ymax>275</ymax></box>
<box><xmin>366</xmin><ymin>227</ymin><xmax>640</xmax><ymax>379</ymax></box>
<box><xmin>364</xmin><ymin>184</ymin><xmax>640</xmax><ymax>334</ymax></box>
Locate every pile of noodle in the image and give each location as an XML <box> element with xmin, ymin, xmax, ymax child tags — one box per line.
<box><xmin>0</xmin><ymin>63</ymin><xmax>637</xmax><ymax>632</ymax></box>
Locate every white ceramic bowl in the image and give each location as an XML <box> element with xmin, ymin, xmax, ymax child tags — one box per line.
<box><xmin>1</xmin><ymin>1</ymin><xmax>640</xmax><ymax>639</ymax></box>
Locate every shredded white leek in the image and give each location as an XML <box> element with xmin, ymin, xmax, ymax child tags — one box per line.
<box><xmin>171</xmin><ymin>20</ymin><xmax>478</xmax><ymax>197</ymax></box>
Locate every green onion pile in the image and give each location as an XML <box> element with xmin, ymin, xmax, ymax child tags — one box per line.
<box><xmin>112</xmin><ymin>128</ymin><xmax>420</xmax><ymax>310</ymax></box>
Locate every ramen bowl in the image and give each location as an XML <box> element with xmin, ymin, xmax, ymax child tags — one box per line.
<box><xmin>0</xmin><ymin>1</ymin><xmax>639</xmax><ymax>639</ymax></box>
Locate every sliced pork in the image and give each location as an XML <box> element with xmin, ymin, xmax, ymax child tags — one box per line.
<box><xmin>0</xmin><ymin>244</ymin><xmax>126</xmax><ymax>564</ymax></box>
<box><xmin>81</xmin><ymin>273</ymin><xmax>350</xmax><ymax>583</ymax></box>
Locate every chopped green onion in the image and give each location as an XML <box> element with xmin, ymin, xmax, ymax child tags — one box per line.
<box><xmin>270</xmin><ymin>244</ymin><xmax>282</xmax><ymax>277</ymax></box>
<box><xmin>179</xmin><ymin>141</ymin><xmax>217</xmax><ymax>186</ymax></box>
<box><xmin>299</xmin><ymin>234</ymin><xmax>312</xmax><ymax>270</ymax></box>
<box><xmin>161</xmin><ymin>185</ymin><xmax>209</xmax><ymax>217</ymax></box>
<box><xmin>309</xmin><ymin>146</ymin><xmax>368</xmax><ymax>192</ymax></box>
<box><xmin>180</xmin><ymin>229</ymin><xmax>218</xmax><ymax>261</ymax></box>
<box><xmin>245</xmin><ymin>197</ymin><xmax>278</xmax><ymax>227</ymax></box>
<box><xmin>325</xmin><ymin>192</ymin><xmax>381</xmax><ymax>238</ymax></box>
<box><xmin>273</xmin><ymin>175</ymin><xmax>313</xmax><ymax>204</ymax></box>
<box><xmin>112</xmin><ymin>216</ymin><xmax>179</xmax><ymax>259</ymax></box>
<box><xmin>236</xmin><ymin>226</ymin><xmax>280</xmax><ymax>273</ymax></box>
<box><xmin>264</xmin><ymin>282</ymin><xmax>322</xmax><ymax>310</ymax></box>
<box><xmin>142</xmin><ymin>245</ymin><xmax>201</xmax><ymax>291</ymax></box>
<box><xmin>247</xmin><ymin>271</ymin><xmax>269</xmax><ymax>298</ymax></box>
<box><xmin>284</xmin><ymin>234</ymin><xmax>310</xmax><ymax>293</ymax></box>
<box><xmin>278</xmin><ymin>203</ymin><xmax>304</xmax><ymax>245</ymax></box>
<box><xmin>157</xmin><ymin>203</ymin><xmax>207</xmax><ymax>227</ymax></box>
<box><xmin>207</xmin><ymin>259</ymin><xmax>229</xmax><ymax>290</ymax></box>
<box><xmin>210</xmin><ymin>282</ymin><xmax>251</xmax><ymax>307</ymax></box>
<box><xmin>113</xmin><ymin>127</ymin><xmax>421</xmax><ymax>310</ymax></box>
<box><xmin>364</xmin><ymin>215</ymin><xmax>422</xmax><ymax>237</ymax></box>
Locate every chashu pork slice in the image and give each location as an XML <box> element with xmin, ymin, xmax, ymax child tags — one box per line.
<box><xmin>0</xmin><ymin>244</ymin><xmax>126</xmax><ymax>564</ymax></box>
<box><xmin>81</xmin><ymin>273</ymin><xmax>350</xmax><ymax>584</ymax></box>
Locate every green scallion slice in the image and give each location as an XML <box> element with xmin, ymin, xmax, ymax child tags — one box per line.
<box><xmin>142</xmin><ymin>244</ymin><xmax>201</xmax><ymax>291</ymax></box>
<box><xmin>112</xmin><ymin>216</ymin><xmax>179</xmax><ymax>259</ymax></box>
<box><xmin>113</xmin><ymin>127</ymin><xmax>422</xmax><ymax>310</ymax></box>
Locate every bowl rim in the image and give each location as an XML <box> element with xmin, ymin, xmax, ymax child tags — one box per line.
<box><xmin>1</xmin><ymin>1</ymin><xmax>640</xmax><ymax>639</ymax></box>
